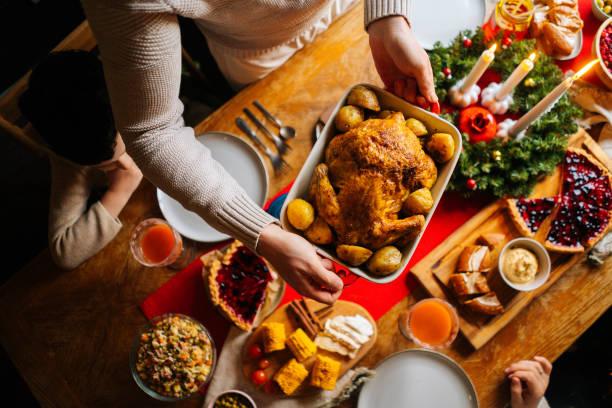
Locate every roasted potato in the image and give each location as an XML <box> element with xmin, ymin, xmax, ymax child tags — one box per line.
<box><xmin>403</xmin><ymin>188</ymin><xmax>433</xmax><ymax>214</ymax></box>
<box><xmin>347</xmin><ymin>85</ymin><xmax>381</xmax><ymax>111</ymax></box>
<box><xmin>287</xmin><ymin>198</ymin><xmax>315</xmax><ymax>230</ymax></box>
<box><xmin>334</xmin><ymin>105</ymin><xmax>364</xmax><ymax>132</ymax></box>
<box><xmin>378</xmin><ymin>110</ymin><xmax>401</xmax><ymax>119</ymax></box>
<box><xmin>426</xmin><ymin>133</ymin><xmax>455</xmax><ymax>163</ymax></box>
<box><xmin>367</xmin><ymin>246</ymin><xmax>402</xmax><ymax>276</ymax></box>
<box><xmin>304</xmin><ymin>217</ymin><xmax>333</xmax><ymax>245</ymax></box>
<box><xmin>406</xmin><ymin>118</ymin><xmax>428</xmax><ymax>137</ymax></box>
<box><xmin>336</xmin><ymin>244</ymin><xmax>373</xmax><ymax>266</ymax></box>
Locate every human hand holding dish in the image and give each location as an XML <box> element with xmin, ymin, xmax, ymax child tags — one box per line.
<box><xmin>367</xmin><ymin>16</ymin><xmax>438</xmax><ymax>104</ymax></box>
<box><xmin>258</xmin><ymin>224</ymin><xmax>343</xmax><ymax>305</ymax></box>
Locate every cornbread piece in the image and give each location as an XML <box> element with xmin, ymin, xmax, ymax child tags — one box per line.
<box><xmin>286</xmin><ymin>328</ymin><xmax>317</xmax><ymax>362</ymax></box>
<box><xmin>261</xmin><ymin>322</ymin><xmax>286</xmax><ymax>353</ymax></box>
<box><xmin>273</xmin><ymin>358</ymin><xmax>309</xmax><ymax>396</ymax></box>
<box><xmin>310</xmin><ymin>355</ymin><xmax>341</xmax><ymax>390</ymax></box>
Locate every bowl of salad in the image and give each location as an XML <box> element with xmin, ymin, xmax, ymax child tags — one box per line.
<box><xmin>594</xmin><ymin>18</ymin><xmax>612</xmax><ymax>90</ymax></box>
<box><xmin>594</xmin><ymin>0</ymin><xmax>612</xmax><ymax>21</ymax></box>
<box><xmin>130</xmin><ymin>314</ymin><xmax>217</xmax><ymax>401</ymax></box>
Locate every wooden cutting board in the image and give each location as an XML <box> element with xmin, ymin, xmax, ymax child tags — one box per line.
<box><xmin>412</xmin><ymin>129</ymin><xmax>611</xmax><ymax>350</ymax></box>
<box><xmin>241</xmin><ymin>299</ymin><xmax>377</xmax><ymax>397</ymax></box>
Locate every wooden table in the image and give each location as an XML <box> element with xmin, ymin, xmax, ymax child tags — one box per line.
<box><xmin>1</xmin><ymin>3</ymin><xmax>610</xmax><ymax>407</ymax></box>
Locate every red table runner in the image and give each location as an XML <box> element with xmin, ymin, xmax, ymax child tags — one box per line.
<box><xmin>140</xmin><ymin>0</ymin><xmax>602</xmax><ymax>359</ymax></box>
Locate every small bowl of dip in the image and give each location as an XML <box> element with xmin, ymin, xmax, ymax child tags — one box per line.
<box><xmin>499</xmin><ymin>238</ymin><xmax>551</xmax><ymax>292</ymax></box>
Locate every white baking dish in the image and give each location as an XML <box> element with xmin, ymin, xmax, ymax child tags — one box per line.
<box><xmin>280</xmin><ymin>84</ymin><xmax>462</xmax><ymax>283</ymax></box>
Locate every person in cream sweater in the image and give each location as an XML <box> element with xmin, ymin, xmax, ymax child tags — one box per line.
<box><xmin>80</xmin><ymin>0</ymin><xmax>437</xmax><ymax>303</ymax></box>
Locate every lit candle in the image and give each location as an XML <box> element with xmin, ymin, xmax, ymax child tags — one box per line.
<box><xmin>460</xmin><ymin>43</ymin><xmax>497</xmax><ymax>92</ymax></box>
<box><xmin>509</xmin><ymin>60</ymin><xmax>598</xmax><ymax>137</ymax></box>
<box><xmin>496</xmin><ymin>52</ymin><xmax>536</xmax><ymax>100</ymax></box>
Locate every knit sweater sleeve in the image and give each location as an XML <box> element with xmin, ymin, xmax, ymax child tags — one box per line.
<box><xmin>80</xmin><ymin>0</ymin><xmax>277</xmax><ymax>252</ymax></box>
<box><xmin>48</xmin><ymin>157</ymin><xmax>123</xmax><ymax>270</ymax></box>
<box><xmin>364</xmin><ymin>0</ymin><xmax>412</xmax><ymax>28</ymax></box>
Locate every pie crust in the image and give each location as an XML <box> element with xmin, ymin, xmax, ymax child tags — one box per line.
<box><xmin>206</xmin><ymin>241</ymin><xmax>271</xmax><ymax>331</ymax></box>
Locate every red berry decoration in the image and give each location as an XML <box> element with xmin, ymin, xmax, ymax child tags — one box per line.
<box><xmin>258</xmin><ymin>359</ymin><xmax>271</xmax><ymax>369</ymax></box>
<box><xmin>251</xmin><ymin>369</ymin><xmax>268</xmax><ymax>386</ymax></box>
<box><xmin>442</xmin><ymin>67</ymin><xmax>452</xmax><ymax>77</ymax></box>
<box><xmin>458</xmin><ymin>106</ymin><xmax>498</xmax><ymax>143</ymax></box>
<box><xmin>463</xmin><ymin>37</ymin><xmax>473</xmax><ymax>48</ymax></box>
<box><xmin>502</xmin><ymin>36</ymin><xmax>513</xmax><ymax>48</ymax></box>
<box><xmin>247</xmin><ymin>344</ymin><xmax>263</xmax><ymax>360</ymax></box>
<box><xmin>466</xmin><ymin>178</ymin><xmax>477</xmax><ymax>191</ymax></box>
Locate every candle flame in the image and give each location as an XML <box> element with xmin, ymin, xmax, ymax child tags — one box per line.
<box><xmin>572</xmin><ymin>60</ymin><xmax>599</xmax><ymax>80</ymax></box>
<box><xmin>489</xmin><ymin>43</ymin><xmax>498</xmax><ymax>53</ymax></box>
<box><xmin>528</xmin><ymin>52</ymin><xmax>537</xmax><ymax>62</ymax></box>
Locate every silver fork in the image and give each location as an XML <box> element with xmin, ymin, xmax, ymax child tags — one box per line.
<box><xmin>243</xmin><ymin>108</ymin><xmax>291</xmax><ymax>155</ymax></box>
<box><xmin>235</xmin><ymin>118</ymin><xmax>290</xmax><ymax>173</ymax></box>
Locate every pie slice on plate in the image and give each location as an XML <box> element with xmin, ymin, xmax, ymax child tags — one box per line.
<box><xmin>506</xmin><ymin>197</ymin><xmax>558</xmax><ymax>237</ymax></box>
<box><xmin>206</xmin><ymin>241</ymin><xmax>273</xmax><ymax>331</ymax></box>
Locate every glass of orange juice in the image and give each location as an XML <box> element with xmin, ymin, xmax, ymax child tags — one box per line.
<box><xmin>130</xmin><ymin>218</ymin><xmax>184</xmax><ymax>267</ymax></box>
<box><xmin>399</xmin><ymin>298</ymin><xmax>459</xmax><ymax>349</ymax></box>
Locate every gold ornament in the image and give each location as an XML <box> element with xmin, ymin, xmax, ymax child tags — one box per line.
<box><xmin>524</xmin><ymin>78</ymin><xmax>536</xmax><ymax>88</ymax></box>
<box><xmin>492</xmin><ymin>150</ymin><xmax>502</xmax><ymax>161</ymax></box>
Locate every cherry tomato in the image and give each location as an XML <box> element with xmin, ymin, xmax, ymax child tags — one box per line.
<box><xmin>258</xmin><ymin>359</ymin><xmax>271</xmax><ymax>369</ymax></box>
<box><xmin>247</xmin><ymin>344</ymin><xmax>263</xmax><ymax>360</ymax></box>
<box><xmin>251</xmin><ymin>369</ymin><xmax>268</xmax><ymax>385</ymax></box>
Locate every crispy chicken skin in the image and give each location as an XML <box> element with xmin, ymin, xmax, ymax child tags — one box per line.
<box><xmin>310</xmin><ymin>114</ymin><xmax>428</xmax><ymax>249</ymax></box>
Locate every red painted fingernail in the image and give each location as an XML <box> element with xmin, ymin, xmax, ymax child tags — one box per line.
<box><xmin>431</xmin><ymin>102</ymin><xmax>441</xmax><ymax>114</ymax></box>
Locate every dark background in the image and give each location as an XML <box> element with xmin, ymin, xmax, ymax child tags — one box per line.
<box><xmin>0</xmin><ymin>1</ymin><xmax>609</xmax><ymax>406</ymax></box>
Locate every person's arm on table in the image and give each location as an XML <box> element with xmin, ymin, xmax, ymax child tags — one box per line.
<box><xmin>365</xmin><ymin>0</ymin><xmax>438</xmax><ymax>104</ymax></box>
<box><xmin>99</xmin><ymin>154</ymin><xmax>143</xmax><ymax>217</ymax></box>
<box><xmin>48</xmin><ymin>157</ymin><xmax>135</xmax><ymax>270</ymax></box>
<box><xmin>80</xmin><ymin>0</ymin><xmax>342</xmax><ymax>303</ymax></box>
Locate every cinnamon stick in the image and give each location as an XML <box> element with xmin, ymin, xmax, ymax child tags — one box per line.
<box><xmin>288</xmin><ymin>301</ymin><xmax>318</xmax><ymax>337</ymax></box>
<box><xmin>300</xmin><ymin>299</ymin><xmax>323</xmax><ymax>331</ymax></box>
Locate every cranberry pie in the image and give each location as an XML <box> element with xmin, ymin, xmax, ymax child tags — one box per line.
<box><xmin>507</xmin><ymin>196</ymin><xmax>558</xmax><ymax>237</ymax></box>
<box><xmin>507</xmin><ymin>148</ymin><xmax>612</xmax><ymax>253</ymax></box>
<box><xmin>206</xmin><ymin>241</ymin><xmax>272</xmax><ymax>331</ymax></box>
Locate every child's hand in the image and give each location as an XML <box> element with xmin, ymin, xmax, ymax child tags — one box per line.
<box><xmin>367</xmin><ymin>16</ymin><xmax>437</xmax><ymax>104</ymax></box>
<box><xmin>506</xmin><ymin>356</ymin><xmax>552</xmax><ymax>408</ymax></box>
<box><xmin>107</xmin><ymin>154</ymin><xmax>143</xmax><ymax>195</ymax></box>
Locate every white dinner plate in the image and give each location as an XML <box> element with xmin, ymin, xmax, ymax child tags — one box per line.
<box><xmin>411</xmin><ymin>0</ymin><xmax>487</xmax><ymax>49</ymax></box>
<box><xmin>157</xmin><ymin>131</ymin><xmax>269</xmax><ymax>242</ymax></box>
<box><xmin>358</xmin><ymin>349</ymin><xmax>479</xmax><ymax>408</ymax></box>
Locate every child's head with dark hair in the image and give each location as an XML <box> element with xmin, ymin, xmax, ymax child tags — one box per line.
<box><xmin>19</xmin><ymin>50</ymin><xmax>117</xmax><ymax>166</ymax></box>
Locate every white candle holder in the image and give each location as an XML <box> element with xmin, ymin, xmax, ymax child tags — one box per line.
<box><xmin>449</xmin><ymin>79</ymin><xmax>480</xmax><ymax>108</ymax></box>
<box><xmin>481</xmin><ymin>82</ymin><xmax>513</xmax><ymax>115</ymax></box>
<box><xmin>496</xmin><ymin>118</ymin><xmax>526</xmax><ymax>140</ymax></box>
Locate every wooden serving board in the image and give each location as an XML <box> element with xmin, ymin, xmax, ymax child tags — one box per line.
<box><xmin>412</xmin><ymin>129</ymin><xmax>611</xmax><ymax>350</ymax></box>
<box><xmin>241</xmin><ymin>299</ymin><xmax>377</xmax><ymax>397</ymax></box>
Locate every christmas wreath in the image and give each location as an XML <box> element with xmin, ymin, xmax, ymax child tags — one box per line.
<box><xmin>428</xmin><ymin>29</ymin><xmax>582</xmax><ymax>197</ymax></box>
